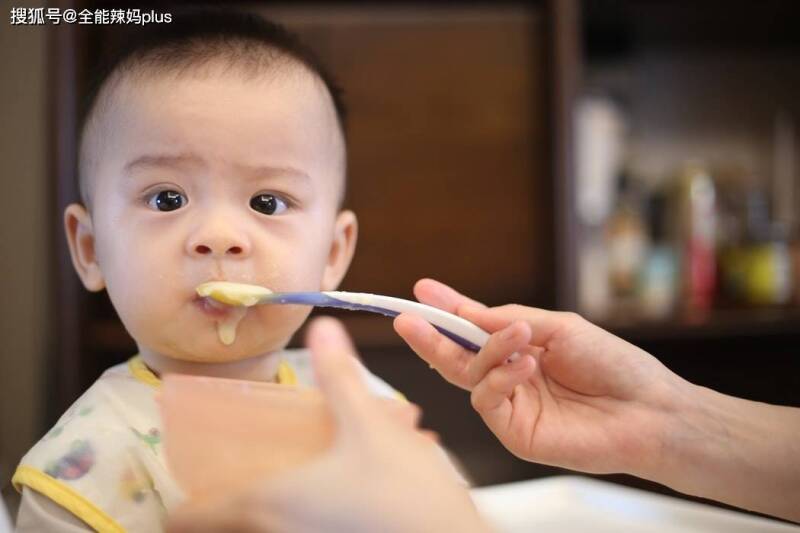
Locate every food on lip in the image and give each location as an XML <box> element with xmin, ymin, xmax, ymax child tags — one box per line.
<box><xmin>195</xmin><ymin>282</ymin><xmax>272</xmax><ymax>345</ymax></box>
<box><xmin>196</xmin><ymin>281</ymin><xmax>273</xmax><ymax>307</ymax></box>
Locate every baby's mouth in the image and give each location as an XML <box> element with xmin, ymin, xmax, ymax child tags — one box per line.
<box><xmin>193</xmin><ymin>295</ymin><xmax>250</xmax><ymax>346</ymax></box>
<box><xmin>193</xmin><ymin>294</ymin><xmax>236</xmax><ymax>318</ymax></box>
<box><xmin>193</xmin><ymin>281</ymin><xmax>276</xmax><ymax>346</ymax></box>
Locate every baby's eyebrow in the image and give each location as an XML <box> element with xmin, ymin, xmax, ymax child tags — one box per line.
<box><xmin>123</xmin><ymin>153</ymin><xmax>310</xmax><ymax>182</ymax></box>
<box><xmin>124</xmin><ymin>153</ymin><xmax>201</xmax><ymax>174</ymax></box>
<box><xmin>235</xmin><ymin>163</ymin><xmax>310</xmax><ymax>183</ymax></box>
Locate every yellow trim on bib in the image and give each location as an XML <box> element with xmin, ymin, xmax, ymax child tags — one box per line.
<box><xmin>12</xmin><ymin>465</ymin><xmax>125</xmax><ymax>533</ymax></box>
<box><xmin>128</xmin><ymin>355</ymin><xmax>298</xmax><ymax>386</ymax></box>
<box><xmin>128</xmin><ymin>356</ymin><xmax>161</xmax><ymax>387</ymax></box>
<box><xmin>276</xmin><ymin>360</ymin><xmax>298</xmax><ymax>385</ymax></box>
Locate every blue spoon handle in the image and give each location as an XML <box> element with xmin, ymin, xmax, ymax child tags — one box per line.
<box><xmin>261</xmin><ymin>291</ymin><xmax>489</xmax><ymax>352</ymax></box>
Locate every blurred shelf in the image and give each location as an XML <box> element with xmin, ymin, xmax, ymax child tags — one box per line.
<box><xmin>584</xmin><ymin>0</ymin><xmax>800</xmax><ymax>54</ymax></box>
<box><xmin>596</xmin><ymin>307</ymin><xmax>800</xmax><ymax>342</ymax></box>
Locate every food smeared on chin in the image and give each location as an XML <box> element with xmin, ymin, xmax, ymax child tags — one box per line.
<box><xmin>217</xmin><ymin>307</ymin><xmax>248</xmax><ymax>345</ymax></box>
<box><xmin>195</xmin><ymin>282</ymin><xmax>273</xmax><ymax>345</ymax></box>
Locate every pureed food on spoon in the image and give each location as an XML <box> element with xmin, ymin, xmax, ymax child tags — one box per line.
<box><xmin>196</xmin><ymin>281</ymin><xmax>273</xmax><ymax>345</ymax></box>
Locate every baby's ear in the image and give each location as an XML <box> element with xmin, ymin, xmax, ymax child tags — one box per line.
<box><xmin>321</xmin><ymin>210</ymin><xmax>358</xmax><ymax>291</ymax></box>
<box><xmin>64</xmin><ymin>204</ymin><xmax>105</xmax><ymax>291</ymax></box>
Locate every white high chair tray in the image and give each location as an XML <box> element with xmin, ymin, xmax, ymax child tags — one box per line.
<box><xmin>471</xmin><ymin>475</ymin><xmax>799</xmax><ymax>532</ymax></box>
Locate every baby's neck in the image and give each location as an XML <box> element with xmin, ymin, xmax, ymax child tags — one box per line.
<box><xmin>137</xmin><ymin>348</ymin><xmax>285</xmax><ymax>383</ymax></box>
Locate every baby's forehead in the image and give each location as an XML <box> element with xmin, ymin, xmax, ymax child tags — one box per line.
<box><xmin>110</xmin><ymin>58</ymin><xmax>335</xmax><ymax>125</ymax></box>
<box><xmin>82</xmin><ymin>60</ymin><xmax>346</xmax><ymax>202</ymax></box>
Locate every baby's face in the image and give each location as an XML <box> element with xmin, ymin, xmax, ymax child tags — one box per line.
<box><xmin>77</xmin><ymin>65</ymin><xmax>353</xmax><ymax>362</ymax></box>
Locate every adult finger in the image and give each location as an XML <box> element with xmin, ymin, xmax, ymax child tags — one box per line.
<box><xmin>470</xmin><ymin>355</ymin><xmax>537</xmax><ymax>425</ymax></box>
<box><xmin>394</xmin><ymin>313</ymin><xmax>474</xmax><ymax>389</ymax></box>
<box><xmin>467</xmin><ymin>321</ymin><xmax>532</xmax><ymax>387</ymax></box>
<box><xmin>379</xmin><ymin>398</ymin><xmax>422</xmax><ymax>429</ymax></box>
<box><xmin>413</xmin><ymin>278</ymin><xmax>487</xmax><ymax>313</ymax></box>
<box><xmin>306</xmin><ymin>316</ymin><xmax>374</xmax><ymax>428</ymax></box>
<box><xmin>459</xmin><ymin>304</ymin><xmax>572</xmax><ymax>348</ymax></box>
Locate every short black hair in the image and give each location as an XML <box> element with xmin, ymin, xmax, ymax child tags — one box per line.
<box><xmin>81</xmin><ymin>8</ymin><xmax>346</xmax><ymax>130</ymax></box>
<box><xmin>78</xmin><ymin>7</ymin><xmax>347</xmax><ymax>205</ymax></box>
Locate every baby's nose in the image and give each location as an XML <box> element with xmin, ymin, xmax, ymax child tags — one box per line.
<box><xmin>187</xmin><ymin>231</ymin><xmax>251</xmax><ymax>258</ymax></box>
<box><xmin>194</xmin><ymin>243</ymin><xmax>244</xmax><ymax>256</ymax></box>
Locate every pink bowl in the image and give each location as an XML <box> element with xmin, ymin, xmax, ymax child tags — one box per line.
<box><xmin>160</xmin><ymin>374</ymin><xmax>334</xmax><ymax>501</ymax></box>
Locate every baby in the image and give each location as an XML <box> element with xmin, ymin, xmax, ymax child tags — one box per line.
<box><xmin>13</xmin><ymin>10</ymin><xmax>401</xmax><ymax>532</ymax></box>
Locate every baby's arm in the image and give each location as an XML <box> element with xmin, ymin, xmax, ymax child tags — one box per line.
<box><xmin>15</xmin><ymin>488</ymin><xmax>92</xmax><ymax>532</ymax></box>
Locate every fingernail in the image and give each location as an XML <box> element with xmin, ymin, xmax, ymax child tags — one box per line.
<box><xmin>500</xmin><ymin>326</ymin><xmax>517</xmax><ymax>342</ymax></box>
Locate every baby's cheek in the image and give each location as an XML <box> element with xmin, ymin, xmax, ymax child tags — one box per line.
<box><xmin>120</xmin><ymin>297</ymin><xmax>174</xmax><ymax>346</ymax></box>
<box><xmin>250</xmin><ymin>303</ymin><xmax>311</xmax><ymax>337</ymax></box>
<box><xmin>106</xmin><ymin>270</ymin><xmax>186</xmax><ymax>340</ymax></box>
<box><xmin>270</xmin><ymin>248</ymin><xmax>331</xmax><ymax>291</ymax></box>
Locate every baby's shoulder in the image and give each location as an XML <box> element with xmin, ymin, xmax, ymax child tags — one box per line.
<box><xmin>12</xmin><ymin>359</ymin><xmax>174</xmax><ymax>531</ymax></box>
<box><xmin>16</xmin><ymin>359</ymin><xmax>161</xmax><ymax>476</ymax></box>
<box><xmin>44</xmin><ymin>359</ymin><xmax>160</xmax><ymax>439</ymax></box>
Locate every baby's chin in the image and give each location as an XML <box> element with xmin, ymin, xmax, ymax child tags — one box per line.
<box><xmin>159</xmin><ymin>337</ymin><xmax>291</xmax><ymax>364</ymax></box>
<box><xmin>145</xmin><ymin>322</ymin><xmax>295</xmax><ymax>363</ymax></box>
<box><xmin>129</xmin><ymin>301</ymin><xmax>311</xmax><ymax>363</ymax></box>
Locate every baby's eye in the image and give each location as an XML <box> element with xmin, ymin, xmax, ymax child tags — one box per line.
<box><xmin>147</xmin><ymin>190</ymin><xmax>186</xmax><ymax>212</ymax></box>
<box><xmin>250</xmin><ymin>193</ymin><xmax>288</xmax><ymax>216</ymax></box>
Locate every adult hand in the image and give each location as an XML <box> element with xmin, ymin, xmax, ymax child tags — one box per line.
<box><xmin>394</xmin><ymin>279</ymin><xmax>800</xmax><ymax>522</ymax></box>
<box><xmin>168</xmin><ymin>316</ymin><xmax>489</xmax><ymax>533</ymax></box>
<box><xmin>394</xmin><ymin>279</ymin><xmax>695</xmax><ymax>478</ymax></box>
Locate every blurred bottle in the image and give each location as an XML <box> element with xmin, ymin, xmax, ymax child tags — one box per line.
<box><xmin>717</xmin><ymin>179</ymin><xmax>749</xmax><ymax>307</ymax></box>
<box><xmin>607</xmin><ymin>170</ymin><xmax>647</xmax><ymax>302</ymax></box>
<box><xmin>574</xmin><ymin>96</ymin><xmax>625</xmax><ymax>320</ymax></box>
<box><xmin>719</xmin><ymin>185</ymin><xmax>792</xmax><ymax>307</ymax></box>
<box><xmin>745</xmin><ymin>238</ymin><xmax>792</xmax><ymax>305</ymax></box>
<box><xmin>640</xmin><ymin>192</ymin><xmax>677</xmax><ymax>319</ymax></box>
<box><xmin>674</xmin><ymin>162</ymin><xmax>717</xmax><ymax>314</ymax></box>
<box><xmin>742</xmin><ymin>188</ymin><xmax>792</xmax><ymax>306</ymax></box>
<box><xmin>770</xmin><ymin>111</ymin><xmax>798</xmax><ymax>306</ymax></box>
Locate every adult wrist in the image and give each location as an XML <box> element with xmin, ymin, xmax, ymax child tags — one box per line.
<box><xmin>627</xmin><ymin>378</ymin><xmax>720</xmax><ymax>487</ymax></box>
<box><xmin>639</xmin><ymin>383</ymin><xmax>756</xmax><ymax>504</ymax></box>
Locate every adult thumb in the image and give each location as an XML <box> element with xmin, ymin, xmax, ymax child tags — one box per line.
<box><xmin>305</xmin><ymin>317</ymin><xmax>373</xmax><ymax>429</ymax></box>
